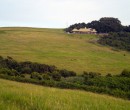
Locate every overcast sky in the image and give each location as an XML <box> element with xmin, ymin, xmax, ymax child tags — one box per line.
<box><xmin>0</xmin><ymin>0</ymin><xmax>130</xmax><ymax>28</ymax></box>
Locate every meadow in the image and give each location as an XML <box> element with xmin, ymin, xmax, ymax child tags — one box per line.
<box><xmin>0</xmin><ymin>27</ymin><xmax>130</xmax><ymax>74</ymax></box>
<box><xmin>0</xmin><ymin>78</ymin><xmax>130</xmax><ymax>110</ymax></box>
<box><xmin>0</xmin><ymin>27</ymin><xmax>130</xmax><ymax>110</ymax></box>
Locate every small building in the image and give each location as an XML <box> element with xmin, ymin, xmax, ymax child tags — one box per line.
<box><xmin>72</xmin><ymin>27</ymin><xmax>97</xmax><ymax>34</ymax></box>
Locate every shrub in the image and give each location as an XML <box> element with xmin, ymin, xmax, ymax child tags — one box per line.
<box><xmin>83</xmin><ymin>71</ymin><xmax>101</xmax><ymax>81</ymax></box>
<box><xmin>63</xmin><ymin>76</ymin><xmax>84</xmax><ymax>85</ymax></box>
<box><xmin>98</xmin><ymin>32</ymin><xmax>130</xmax><ymax>51</ymax></box>
<box><xmin>42</xmin><ymin>74</ymin><xmax>51</xmax><ymax>80</ymax></box>
<box><xmin>120</xmin><ymin>69</ymin><xmax>130</xmax><ymax>77</ymax></box>
<box><xmin>21</xmin><ymin>67</ymin><xmax>32</xmax><ymax>74</ymax></box>
<box><xmin>60</xmin><ymin>69</ymin><xmax>76</xmax><ymax>78</ymax></box>
<box><xmin>0</xmin><ymin>56</ymin><xmax>3</xmax><ymax>60</ymax></box>
<box><xmin>0</xmin><ymin>68</ymin><xmax>12</xmax><ymax>75</ymax></box>
<box><xmin>8</xmin><ymin>69</ymin><xmax>19</xmax><ymax>76</ymax></box>
<box><xmin>52</xmin><ymin>71</ymin><xmax>61</xmax><ymax>81</ymax></box>
<box><xmin>106</xmin><ymin>73</ymin><xmax>112</xmax><ymax>77</ymax></box>
<box><xmin>20</xmin><ymin>74</ymin><xmax>25</xmax><ymax>78</ymax></box>
<box><xmin>30</xmin><ymin>72</ymin><xmax>42</xmax><ymax>80</ymax></box>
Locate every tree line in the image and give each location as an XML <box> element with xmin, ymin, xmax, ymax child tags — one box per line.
<box><xmin>0</xmin><ymin>56</ymin><xmax>130</xmax><ymax>100</ymax></box>
<box><xmin>65</xmin><ymin>17</ymin><xmax>130</xmax><ymax>33</ymax></box>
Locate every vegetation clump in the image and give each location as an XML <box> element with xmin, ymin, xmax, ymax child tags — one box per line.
<box><xmin>0</xmin><ymin>56</ymin><xmax>130</xmax><ymax>100</ymax></box>
<box><xmin>98</xmin><ymin>32</ymin><xmax>130</xmax><ymax>51</ymax></box>
<box><xmin>120</xmin><ymin>69</ymin><xmax>130</xmax><ymax>77</ymax></box>
<box><xmin>65</xmin><ymin>17</ymin><xmax>130</xmax><ymax>33</ymax></box>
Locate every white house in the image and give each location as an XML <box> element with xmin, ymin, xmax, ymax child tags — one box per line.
<box><xmin>72</xmin><ymin>27</ymin><xmax>97</xmax><ymax>34</ymax></box>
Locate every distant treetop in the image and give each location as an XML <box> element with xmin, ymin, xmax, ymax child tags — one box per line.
<box><xmin>65</xmin><ymin>17</ymin><xmax>130</xmax><ymax>33</ymax></box>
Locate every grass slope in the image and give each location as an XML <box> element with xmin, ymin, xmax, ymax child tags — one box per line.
<box><xmin>0</xmin><ymin>78</ymin><xmax>130</xmax><ymax>110</ymax></box>
<box><xmin>0</xmin><ymin>27</ymin><xmax>130</xmax><ymax>74</ymax></box>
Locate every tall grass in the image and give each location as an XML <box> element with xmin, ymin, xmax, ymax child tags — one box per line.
<box><xmin>0</xmin><ymin>79</ymin><xmax>130</xmax><ymax>110</ymax></box>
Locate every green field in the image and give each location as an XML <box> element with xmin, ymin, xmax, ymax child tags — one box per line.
<box><xmin>0</xmin><ymin>27</ymin><xmax>130</xmax><ymax>74</ymax></box>
<box><xmin>0</xmin><ymin>78</ymin><xmax>130</xmax><ymax>110</ymax></box>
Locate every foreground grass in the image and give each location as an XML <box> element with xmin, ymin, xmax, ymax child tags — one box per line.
<box><xmin>0</xmin><ymin>27</ymin><xmax>130</xmax><ymax>74</ymax></box>
<box><xmin>0</xmin><ymin>79</ymin><xmax>130</xmax><ymax>110</ymax></box>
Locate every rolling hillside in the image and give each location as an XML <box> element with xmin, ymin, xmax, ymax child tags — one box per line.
<box><xmin>0</xmin><ymin>78</ymin><xmax>130</xmax><ymax>110</ymax></box>
<box><xmin>0</xmin><ymin>27</ymin><xmax>130</xmax><ymax>74</ymax></box>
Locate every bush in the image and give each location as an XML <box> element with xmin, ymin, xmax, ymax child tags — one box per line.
<box><xmin>83</xmin><ymin>71</ymin><xmax>101</xmax><ymax>81</ymax></box>
<box><xmin>60</xmin><ymin>69</ymin><xmax>76</xmax><ymax>78</ymax></box>
<box><xmin>63</xmin><ymin>76</ymin><xmax>84</xmax><ymax>85</ymax></box>
<box><xmin>106</xmin><ymin>73</ymin><xmax>112</xmax><ymax>77</ymax></box>
<box><xmin>0</xmin><ymin>68</ymin><xmax>12</xmax><ymax>75</ymax></box>
<box><xmin>52</xmin><ymin>71</ymin><xmax>61</xmax><ymax>81</ymax></box>
<box><xmin>21</xmin><ymin>67</ymin><xmax>32</xmax><ymax>74</ymax></box>
<box><xmin>120</xmin><ymin>69</ymin><xmax>130</xmax><ymax>77</ymax></box>
<box><xmin>20</xmin><ymin>74</ymin><xmax>25</xmax><ymax>78</ymax></box>
<box><xmin>42</xmin><ymin>74</ymin><xmax>51</xmax><ymax>80</ymax></box>
<box><xmin>0</xmin><ymin>68</ymin><xmax>19</xmax><ymax>76</ymax></box>
<box><xmin>30</xmin><ymin>72</ymin><xmax>42</xmax><ymax>80</ymax></box>
<box><xmin>98</xmin><ymin>32</ymin><xmax>130</xmax><ymax>51</ymax></box>
<box><xmin>9</xmin><ymin>69</ymin><xmax>19</xmax><ymax>76</ymax></box>
<box><xmin>0</xmin><ymin>56</ymin><xmax>3</xmax><ymax>60</ymax></box>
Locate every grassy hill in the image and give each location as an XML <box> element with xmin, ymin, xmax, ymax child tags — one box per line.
<box><xmin>0</xmin><ymin>27</ymin><xmax>130</xmax><ymax>74</ymax></box>
<box><xmin>0</xmin><ymin>78</ymin><xmax>130</xmax><ymax>110</ymax></box>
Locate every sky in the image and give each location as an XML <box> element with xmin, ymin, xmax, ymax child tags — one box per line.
<box><xmin>0</xmin><ymin>0</ymin><xmax>130</xmax><ymax>28</ymax></box>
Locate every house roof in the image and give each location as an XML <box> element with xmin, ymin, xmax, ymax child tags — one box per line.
<box><xmin>72</xmin><ymin>28</ymin><xmax>97</xmax><ymax>33</ymax></box>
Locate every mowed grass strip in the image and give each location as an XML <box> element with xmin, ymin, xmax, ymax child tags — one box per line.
<box><xmin>0</xmin><ymin>27</ymin><xmax>130</xmax><ymax>74</ymax></box>
<box><xmin>0</xmin><ymin>78</ymin><xmax>130</xmax><ymax>110</ymax></box>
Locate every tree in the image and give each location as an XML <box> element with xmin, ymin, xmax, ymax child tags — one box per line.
<box><xmin>123</xmin><ymin>25</ymin><xmax>130</xmax><ymax>32</ymax></box>
<box><xmin>87</xmin><ymin>17</ymin><xmax>123</xmax><ymax>33</ymax></box>
<box><xmin>65</xmin><ymin>17</ymin><xmax>128</xmax><ymax>33</ymax></box>
<box><xmin>99</xmin><ymin>17</ymin><xmax>123</xmax><ymax>32</ymax></box>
